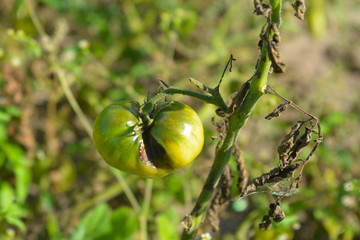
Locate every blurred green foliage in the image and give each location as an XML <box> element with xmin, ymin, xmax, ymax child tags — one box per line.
<box><xmin>0</xmin><ymin>0</ymin><xmax>359</xmax><ymax>239</ymax></box>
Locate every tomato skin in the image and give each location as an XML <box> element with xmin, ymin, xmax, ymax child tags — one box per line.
<box><xmin>93</xmin><ymin>100</ymin><xmax>204</xmax><ymax>178</ymax></box>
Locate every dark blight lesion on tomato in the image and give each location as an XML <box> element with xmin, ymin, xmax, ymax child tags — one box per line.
<box><xmin>93</xmin><ymin>100</ymin><xmax>204</xmax><ymax>178</ymax></box>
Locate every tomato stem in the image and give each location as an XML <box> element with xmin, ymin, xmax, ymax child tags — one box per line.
<box><xmin>141</xmin><ymin>86</ymin><xmax>228</xmax><ymax>117</ymax></box>
<box><xmin>181</xmin><ymin>0</ymin><xmax>282</xmax><ymax>239</ymax></box>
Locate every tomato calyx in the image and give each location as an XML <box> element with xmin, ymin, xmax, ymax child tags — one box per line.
<box><xmin>138</xmin><ymin>99</ymin><xmax>172</xmax><ymax>129</ymax></box>
<box><xmin>136</xmin><ymin>100</ymin><xmax>166</xmax><ymax>134</ymax></box>
<box><xmin>132</xmin><ymin>102</ymin><xmax>153</xmax><ymax>136</ymax></box>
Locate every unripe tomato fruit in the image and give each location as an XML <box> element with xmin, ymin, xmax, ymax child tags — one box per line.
<box><xmin>93</xmin><ymin>101</ymin><xmax>204</xmax><ymax>178</ymax></box>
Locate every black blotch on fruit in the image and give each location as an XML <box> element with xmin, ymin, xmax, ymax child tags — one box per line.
<box><xmin>140</xmin><ymin>129</ymin><xmax>172</xmax><ymax>169</ymax></box>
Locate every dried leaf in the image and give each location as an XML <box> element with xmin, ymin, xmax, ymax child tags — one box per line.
<box><xmin>241</xmin><ymin>164</ymin><xmax>299</xmax><ymax>197</ymax></box>
<box><xmin>206</xmin><ymin>166</ymin><xmax>232</xmax><ymax>232</ymax></box>
<box><xmin>268</xmin><ymin>203</ymin><xmax>285</xmax><ymax>223</ymax></box>
<box><xmin>267</xmin><ymin>24</ymin><xmax>286</xmax><ymax>73</ymax></box>
<box><xmin>292</xmin><ymin>0</ymin><xmax>307</xmax><ymax>20</ymax></box>
<box><xmin>259</xmin><ymin>215</ymin><xmax>272</xmax><ymax>230</ymax></box>
<box><xmin>271</xmin><ymin>23</ymin><xmax>281</xmax><ymax>43</ymax></box>
<box><xmin>253</xmin><ymin>0</ymin><xmax>271</xmax><ymax>17</ymax></box>
<box><xmin>260</xmin><ymin>22</ymin><xmax>269</xmax><ymax>40</ymax></box>
<box><xmin>233</xmin><ymin>145</ymin><xmax>248</xmax><ymax>194</ymax></box>
<box><xmin>278</xmin><ymin>121</ymin><xmax>303</xmax><ymax>168</ymax></box>
<box><xmin>289</xmin><ymin>127</ymin><xmax>313</xmax><ymax>160</ymax></box>
<box><xmin>265</xmin><ymin>103</ymin><xmax>289</xmax><ymax>120</ymax></box>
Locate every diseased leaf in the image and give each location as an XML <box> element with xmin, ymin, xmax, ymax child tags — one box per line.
<box><xmin>292</xmin><ymin>0</ymin><xmax>307</xmax><ymax>20</ymax></box>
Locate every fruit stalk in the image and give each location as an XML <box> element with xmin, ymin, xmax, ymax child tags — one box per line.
<box><xmin>141</xmin><ymin>86</ymin><xmax>228</xmax><ymax>117</ymax></box>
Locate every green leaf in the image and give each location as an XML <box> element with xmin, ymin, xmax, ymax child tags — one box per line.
<box><xmin>40</xmin><ymin>193</ymin><xmax>63</xmax><ymax>238</ymax></box>
<box><xmin>314</xmin><ymin>209</ymin><xmax>343</xmax><ymax>240</ymax></box>
<box><xmin>6</xmin><ymin>215</ymin><xmax>26</xmax><ymax>231</ymax></box>
<box><xmin>156</xmin><ymin>213</ymin><xmax>180</xmax><ymax>240</ymax></box>
<box><xmin>0</xmin><ymin>150</ymin><xmax>5</xmax><ymax>168</ymax></box>
<box><xmin>1</xmin><ymin>142</ymin><xmax>24</xmax><ymax>165</ymax></box>
<box><xmin>0</xmin><ymin>124</ymin><xmax>7</xmax><ymax>141</ymax></box>
<box><xmin>14</xmin><ymin>163</ymin><xmax>32</xmax><ymax>203</ymax></box>
<box><xmin>166</xmin><ymin>175</ymin><xmax>185</xmax><ymax>203</ymax></box>
<box><xmin>0</xmin><ymin>183</ymin><xmax>15</xmax><ymax>211</ymax></box>
<box><xmin>6</xmin><ymin>203</ymin><xmax>28</xmax><ymax>218</ymax></box>
<box><xmin>0</xmin><ymin>183</ymin><xmax>27</xmax><ymax>232</ymax></box>
<box><xmin>320</xmin><ymin>112</ymin><xmax>348</xmax><ymax>136</ymax></box>
<box><xmin>15</xmin><ymin>0</ymin><xmax>26</xmax><ymax>18</ymax></box>
<box><xmin>0</xmin><ymin>110</ymin><xmax>11</xmax><ymax>122</ymax></box>
<box><xmin>6</xmin><ymin>106</ymin><xmax>21</xmax><ymax>118</ymax></box>
<box><xmin>337</xmin><ymin>150</ymin><xmax>352</xmax><ymax>171</ymax></box>
<box><xmin>95</xmin><ymin>206</ymin><xmax>138</xmax><ymax>240</ymax></box>
<box><xmin>69</xmin><ymin>225</ymin><xmax>86</xmax><ymax>240</ymax></box>
<box><xmin>47</xmin><ymin>211</ymin><xmax>62</xmax><ymax>239</ymax></box>
<box><xmin>8</xmin><ymin>29</ymin><xmax>42</xmax><ymax>58</ymax></box>
<box><xmin>76</xmin><ymin>203</ymin><xmax>112</xmax><ymax>239</ymax></box>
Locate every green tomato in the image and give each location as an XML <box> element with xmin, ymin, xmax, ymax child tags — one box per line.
<box><xmin>93</xmin><ymin>100</ymin><xmax>204</xmax><ymax>178</ymax></box>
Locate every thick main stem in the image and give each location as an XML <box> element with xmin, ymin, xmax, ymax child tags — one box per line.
<box><xmin>181</xmin><ymin>46</ymin><xmax>272</xmax><ymax>240</ymax></box>
<box><xmin>181</xmin><ymin>1</ymin><xmax>281</xmax><ymax>239</ymax></box>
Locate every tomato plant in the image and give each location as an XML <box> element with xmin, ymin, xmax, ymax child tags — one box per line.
<box><xmin>93</xmin><ymin>100</ymin><xmax>204</xmax><ymax>178</ymax></box>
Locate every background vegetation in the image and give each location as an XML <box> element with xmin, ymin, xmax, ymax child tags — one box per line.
<box><xmin>0</xmin><ymin>0</ymin><xmax>359</xmax><ymax>239</ymax></box>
